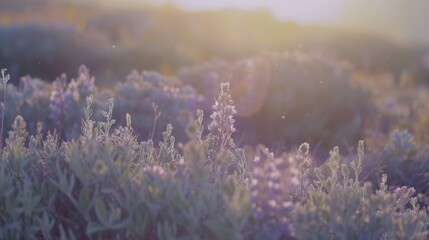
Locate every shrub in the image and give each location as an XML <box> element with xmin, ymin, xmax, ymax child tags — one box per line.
<box><xmin>0</xmin><ymin>65</ymin><xmax>96</xmax><ymax>140</ymax></box>
<box><xmin>381</xmin><ymin>129</ymin><xmax>429</xmax><ymax>198</ymax></box>
<box><xmin>292</xmin><ymin>141</ymin><xmax>428</xmax><ymax>240</ymax></box>
<box><xmin>178</xmin><ymin>52</ymin><xmax>375</xmax><ymax>153</ymax></box>
<box><xmin>48</xmin><ymin>65</ymin><xmax>96</xmax><ymax>139</ymax></box>
<box><xmin>0</xmin><ymin>70</ymin><xmax>426</xmax><ymax>239</ymax></box>
<box><xmin>112</xmin><ymin>70</ymin><xmax>200</xmax><ymax>142</ymax></box>
<box><xmin>0</xmin><ymin>24</ymin><xmax>111</xmax><ymax>84</ymax></box>
<box><xmin>0</xmin><ymin>83</ymin><xmax>250</xmax><ymax>239</ymax></box>
<box><xmin>0</xmin><ymin>66</ymin><xmax>201</xmax><ymax>143</ymax></box>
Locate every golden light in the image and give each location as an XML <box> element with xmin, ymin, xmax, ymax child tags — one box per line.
<box><xmin>149</xmin><ymin>0</ymin><xmax>348</xmax><ymax>23</ymax></box>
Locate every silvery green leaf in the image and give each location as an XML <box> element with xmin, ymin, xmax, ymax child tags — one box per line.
<box><xmin>86</xmin><ymin>222</ymin><xmax>107</xmax><ymax>236</ymax></box>
<box><xmin>95</xmin><ymin>198</ymin><xmax>109</xmax><ymax>225</ymax></box>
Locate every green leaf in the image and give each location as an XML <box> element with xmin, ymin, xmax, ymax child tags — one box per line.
<box><xmin>78</xmin><ymin>188</ymin><xmax>92</xmax><ymax>217</ymax></box>
<box><xmin>204</xmin><ymin>219</ymin><xmax>234</xmax><ymax>239</ymax></box>
<box><xmin>70</xmin><ymin>158</ymin><xmax>90</xmax><ymax>185</ymax></box>
<box><xmin>86</xmin><ymin>222</ymin><xmax>107</xmax><ymax>236</ymax></box>
<box><xmin>95</xmin><ymin>198</ymin><xmax>109</xmax><ymax>225</ymax></box>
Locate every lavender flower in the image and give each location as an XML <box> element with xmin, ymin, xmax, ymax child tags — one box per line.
<box><xmin>207</xmin><ymin>82</ymin><xmax>237</xmax><ymax>153</ymax></box>
<box><xmin>143</xmin><ymin>164</ymin><xmax>166</xmax><ymax>181</ymax></box>
<box><xmin>76</xmin><ymin>65</ymin><xmax>96</xmax><ymax>98</ymax></box>
<box><xmin>250</xmin><ymin>147</ymin><xmax>297</xmax><ymax>238</ymax></box>
<box><xmin>394</xmin><ymin>186</ymin><xmax>416</xmax><ymax>211</ymax></box>
<box><xmin>48</xmin><ymin>67</ymin><xmax>96</xmax><ymax>139</ymax></box>
<box><xmin>48</xmin><ymin>74</ymin><xmax>75</xmax><ymax>137</ymax></box>
<box><xmin>48</xmin><ymin>75</ymin><xmax>66</xmax><ymax>130</ymax></box>
<box><xmin>1</xmin><ymin>69</ymin><xmax>10</xmax><ymax>85</ymax></box>
<box><xmin>294</xmin><ymin>142</ymin><xmax>312</xmax><ymax>201</ymax></box>
<box><xmin>6</xmin><ymin>115</ymin><xmax>28</xmax><ymax>148</ymax></box>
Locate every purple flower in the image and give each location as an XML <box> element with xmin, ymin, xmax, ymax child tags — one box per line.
<box><xmin>394</xmin><ymin>186</ymin><xmax>416</xmax><ymax>211</ymax></box>
<box><xmin>48</xmin><ymin>81</ymin><xmax>76</xmax><ymax>137</ymax></box>
<box><xmin>207</xmin><ymin>82</ymin><xmax>237</xmax><ymax>152</ymax></box>
<box><xmin>249</xmin><ymin>147</ymin><xmax>297</xmax><ymax>238</ymax></box>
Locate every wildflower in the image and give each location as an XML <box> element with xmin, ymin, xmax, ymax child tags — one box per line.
<box><xmin>1</xmin><ymin>69</ymin><xmax>10</xmax><ymax>84</ymax></box>
<box><xmin>298</xmin><ymin>142</ymin><xmax>310</xmax><ymax>156</ymax></box>
<box><xmin>394</xmin><ymin>186</ymin><xmax>416</xmax><ymax>211</ymax></box>
<box><xmin>249</xmin><ymin>147</ymin><xmax>296</xmax><ymax>238</ymax></box>
<box><xmin>143</xmin><ymin>165</ymin><xmax>165</xmax><ymax>181</ymax></box>
<box><xmin>207</xmin><ymin>82</ymin><xmax>237</xmax><ymax>152</ymax></box>
<box><xmin>48</xmin><ymin>75</ymin><xmax>73</xmax><ymax>137</ymax></box>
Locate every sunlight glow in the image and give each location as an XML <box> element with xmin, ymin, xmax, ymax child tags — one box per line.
<box><xmin>153</xmin><ymin>0</ymin><xmax>347</xmax><ymax>23</ymax></box>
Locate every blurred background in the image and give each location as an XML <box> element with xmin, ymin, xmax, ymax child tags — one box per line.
<box><xmin>1</xmin><ymin>0</ymin><xmax>429</xmax><ymax>157</ymax></box>
<box><xmin>2</xmin><ymin>0</ymin><xmax>429</xmax><ymax>85</ymax></box>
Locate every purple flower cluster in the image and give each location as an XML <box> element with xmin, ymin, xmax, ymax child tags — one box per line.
<box><xmin>394</xmin><ymin>186</ymin><xmax>416</xmax><ymax>211</ymax></box>
<box><xmin>207</xmin><ymin>82</ymin><xmax>237</xmax><ymax>152</ymax></box>
<box><xmin>48</xmin><ymin>74</ymin><xmax>74</xmax><ymax>135</ymax></box>
<box><xmin>142</xmin><ymin>164</ymin><xmax>166</xmax><ymax>182</ymax></box>
<box><xmin>71</xmin><ymin>65</ymin><xmax>96</xmax><ymax>101</ymax></box>
<box><xmin>48</xmin><ymin>65</ymin><xmax>95</xmax><ymax>138</ymax></box>
<box><xmin>19</xmin><ymin>76</ymin><xmax>50</xmax><ymax>133</ymax></box>
<box><xmin>114</xmin><ymin>70</ymin><xmax>199</xmax><ymax>141</ymax></box>
<box><xmin>250</xmin><ymin>147</ymin><xmax>298</xmax><ymax>237</ymax></box>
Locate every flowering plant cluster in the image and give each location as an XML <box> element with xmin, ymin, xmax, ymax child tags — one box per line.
<box><xmin>0</xmin><ymin>66</ymin><xmax>428</xmax><ymax>239</ymax></box>
<box><xmin>0</xmin><ymin>66</ymin><xmax>201</xmax><ymax>143</ymax></box>
<box><xmin>249</xmin><ymin>146</ymin><xmax>297</xmax><ymax>238</ymax></box>
<box><xmin>113</xmin><ymin>70</ymin><xmax>200</xmax><ymax>142</ymax></box>
<box><xmin>293</xmin><ymin>141</ymin><xmax>428</xmax><ymax>240</ymax></box>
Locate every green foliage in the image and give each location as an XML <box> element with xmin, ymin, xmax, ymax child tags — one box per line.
<box><xmin>0</xmin><ymin>83</ymin><xmax>250</xmax><ymax>239</ymax></box>
<box><xmin>292</xmin><ymin>141</ymin><xmax>428</xmax><ymax>240</ymax></box>
<box><xmin>386</xmin><ymin>129</ymin><xmax>418</xmax><ymax>161</ymax></box>
<box><xmin>0</xmin><ymin>79</ymin><xmax>427</xmax><ymax>239</ymax></box>
<box><xmin>376</xmin><ymin>129</ymin><xmax>429</xmax><ymax>201</ymax></box>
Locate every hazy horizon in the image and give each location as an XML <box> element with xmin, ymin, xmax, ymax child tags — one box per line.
<box><xmin>94</xmin><ymin>0</ymin><xmax>429</xmax><ymax>46</ymax></box>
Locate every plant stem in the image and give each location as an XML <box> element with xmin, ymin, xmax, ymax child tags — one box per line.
<box><xmin>0</xmin><ymin>80</ymin><xmax>5</xmax><ymax>152</ymax></box>
<box><xmin>0</xmin><ymin>68</ymin><xmax>9</xmax><ymax>154</ymax></box>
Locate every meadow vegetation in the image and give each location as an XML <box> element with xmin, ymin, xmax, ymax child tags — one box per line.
<box><xmin>2</xmin><ymin>1</ymin><xmax>429</xmax><ymax>239</ymax></box>
<box><xmin>1</xmin><ymin>63</ymin><xmax>429</xmax><ymax>239</ymax></box>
